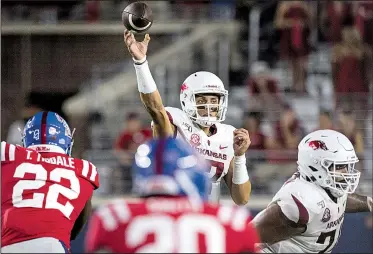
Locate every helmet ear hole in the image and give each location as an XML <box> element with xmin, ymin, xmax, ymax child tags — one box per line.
<box><xmin>182</xmin><ymin>101</ymin><xmax>185</xmax><ymax>107</ymax></box>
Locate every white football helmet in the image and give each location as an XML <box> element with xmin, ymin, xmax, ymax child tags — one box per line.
<box><xmin>297</xmin><ymin>129</ymin><xmax>360</xmax><ymax>197</ymax></box>
<box><xmin>179</xmin><ymin>71</ymin><xmax>228</xmax><ymax>127</ymax></box>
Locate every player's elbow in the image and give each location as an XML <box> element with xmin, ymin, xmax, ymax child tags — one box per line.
<box><xmin>232</xmin><ymin>192</ymin><xmax>250</xmax><ymax>206</ymax></box>
<box><xmin>235</xmin><ymin>194</ymin><xmax>250</xmax><ymax>205</ymax></box>
<box><xmin>232</xmin><ymin>182</ymin><xmax>251</xmax><ymax>205</ymax></box>
<box><xmin>234</xmin><ymin>198</ymin><xmax>249</xmax><ymax>206</ymax></box>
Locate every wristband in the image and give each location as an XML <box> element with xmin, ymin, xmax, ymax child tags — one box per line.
<box><xmin>232</xmin><ymin>154</ymin><xmax>250</xmax><ymax>185</ymax></box>
<box><xmin>133</xmin><ymin>55</ymin><xmax>147</xmax><ymax>65</ymax></box>
<box><xmin>134</xmin><ymin>60</ymin><xmax>157</xmax><ymax>94</ymax></box>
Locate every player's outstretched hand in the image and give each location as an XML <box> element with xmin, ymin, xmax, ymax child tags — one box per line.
<box><xmin>233</xmin><ymin>128</ymin><xmax>251</xmax><ymax>156</ymax></box>
<box><xmin>124</xmin><ymin>30</ymin><xmax>150</xmax><ymax>61</ymax></box>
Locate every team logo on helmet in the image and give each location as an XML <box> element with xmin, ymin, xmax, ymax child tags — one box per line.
<box><xmin>54</xmin><ymin>113</ymin><xmax>71</xmax><ymax>137</ymax></box>
<box><xmin>190</xmin><ymin>133</ymin><xmax>201</xmax><ymax>147</ymax></box>
<box><xmin>25</xmin><ymin>117</ymin><xmax>35</xmax><ymax>129</ymax></box>
<box><xmin>49</xmin><ymin>127</ymin><xmax>60</xmax><ymax>136</ymax></box>
<box><xmin>309</xmin><ymin>140</ymin><xmax>328</xmax><ymax>151</ymax></box>
<box><xmin>181</xmin><ymin>83</ymin><xmax>188</xmax><ymax>92</ymax></box>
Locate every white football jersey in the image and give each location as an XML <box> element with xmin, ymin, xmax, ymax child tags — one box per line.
<box><xmin>165</xmin><ymin>106</ymin><xmax>235</xmax><ymax>203</ymax></box>
<box><xmin>254</xmin><ymin>175</ymin><xmax>347</xmax><ymax>253</ymax></box>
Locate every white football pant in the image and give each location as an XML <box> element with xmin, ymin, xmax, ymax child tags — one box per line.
<box><xmin>1</xmin><ymin>237</ymin><xmax>69</xmax><ymax>253</ymax></box>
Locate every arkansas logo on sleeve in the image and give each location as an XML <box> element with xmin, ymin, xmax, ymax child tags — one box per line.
<box><xmin>190</xmin><ymin>133</ymin><xmax>201</xmax><ymax>147</ymax></box>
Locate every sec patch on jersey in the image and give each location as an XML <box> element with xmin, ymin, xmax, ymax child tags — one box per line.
<box><xmin>122</xmin><ymin>2</ymin><xmax>153</xmax><ymax>33</ymax></box>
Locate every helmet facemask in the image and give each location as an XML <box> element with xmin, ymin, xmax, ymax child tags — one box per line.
<box><xmin>321</xmin><ymin>158</ymin><xmax>360</xmax><ymax>197</ymax></box>
<box><xmin>182</xmin><ymin>90</ymin><xmax>228</xmax><ymax>127</ymax></box>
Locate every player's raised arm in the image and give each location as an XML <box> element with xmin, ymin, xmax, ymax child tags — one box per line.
<box><xmin>124</xmin><ymin>30</ymin><xmax>175</xmax><ymax>137</ymax></box>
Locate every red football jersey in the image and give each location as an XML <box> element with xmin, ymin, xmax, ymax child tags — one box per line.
<box><xmin>1</xmin><ymin>142</ymin><xmax>100</xmax><ymax>249</ymax></box>
<box><xmin>85</xmin><ymin>197</ymin><xmax>259</xmax><ymax>253</ymax></box>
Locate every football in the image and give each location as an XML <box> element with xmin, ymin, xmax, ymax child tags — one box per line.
<box><xmin>122</xmin><ymin>2</ymin><xmax>153</xmax><ymax>34</ymax></box>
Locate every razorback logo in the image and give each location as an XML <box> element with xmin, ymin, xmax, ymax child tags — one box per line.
<box><xmin>309</xmin><ymin>140</ymin><xmax>328</xmax><ymax>151</ymax></box>
<box><xmin>181</xmin><ymin>83</ymin><xmax>188</xmax><ymax>92</ymax></box>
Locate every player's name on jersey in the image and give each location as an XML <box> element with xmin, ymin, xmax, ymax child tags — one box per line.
<box><xmin>26</xmin><ymin>150</ymin><xmax>75</xmax><ymax>168</ymax></box>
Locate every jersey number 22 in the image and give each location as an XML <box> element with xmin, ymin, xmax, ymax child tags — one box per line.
<box><xmin>12</xmin><ymin>163</ymin><xmax>80</xmax><ymax>219</ymax></box>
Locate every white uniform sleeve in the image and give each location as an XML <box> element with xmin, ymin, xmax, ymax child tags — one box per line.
<box><xmin>277</xmin><ymin>194</ymin><xmax>310</xmax><ymax>224</ymax></box>
<box><xmin>150</xmin><ymin>107</ymin><xmax>184</xmax><ymax>138</ymax></box>
<box><xmin>164</xmin><ymin>106</ymin><xmax>184</xmax><ymax>127</ymax></box>
<box><xmin>274</xmin><ymin>181</ymin><xmax>322</xmax><ymax>225</ymax></box>
<box><xmin>150</xmin><ymin>107</ymin><xmax>183</xmax><ymax>128</ymax></box>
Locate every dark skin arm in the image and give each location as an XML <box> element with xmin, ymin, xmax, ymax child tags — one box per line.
<box><xmin>252</xmin><ymin>203</ymin><xmax>307</xmax><ymax>245</ymax></box>
<box><xmin>345</xmin><ymin>193</ymin><xmax>372</xmax><ymax>213</ymax></box>
<box><xmin>71</xmin><ymin>197</ymin><xmax>92</xmax><ymax>241</ymax></box>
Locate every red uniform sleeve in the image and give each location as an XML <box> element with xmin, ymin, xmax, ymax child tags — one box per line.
<box><xmin>1</xmin><ymin>141</ymin><xmax>17</xmax><ymax>163</ymax></box>
<box><xmin>79</xmin><ymin>159</ymin><xmax>100</xmax><ymax>189</ymax></box>
<box><xmin>85</xmin><ymin>213</ymin><xmax>103</xmax><ymax>253</ymax></box>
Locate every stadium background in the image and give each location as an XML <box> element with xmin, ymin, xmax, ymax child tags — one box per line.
<box><xmin>1</xmin><ymin>0</ymin><xmax>372</xmax><ymax>252</ymax></box>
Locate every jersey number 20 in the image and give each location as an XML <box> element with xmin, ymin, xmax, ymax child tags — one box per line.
<box><xmin>127</xmin><ymin>214</ymin><xmax>226</xmax><ymax>252</ymax></box>
<box><xmin>12</xmin><ymin>163</ymin><xmax>80</xmax><ymax>219</ymax></box>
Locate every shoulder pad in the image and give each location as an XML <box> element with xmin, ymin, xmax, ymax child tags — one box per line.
<box><xmin>219</xmin><ymin>123</ymin><xmax>236</xmax><ymax>133</ymax></box>
<box><xmin>273</xmin><ymin>179</ymin><xmax>324</xmax><ymax>224</ymax></box>
<box><xmin>164</xmin><ymin>106</ymin><xmax>188</xmax><ymax>126</ymax></box>
<box><xmin>80</xmin><ymin>159</ymin><xmax>100</xmax><ymax>189</ymax></box>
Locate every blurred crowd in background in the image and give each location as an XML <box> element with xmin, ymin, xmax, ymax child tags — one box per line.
<box><xmin>2</xmin><ymin>0</ymin><xmax>372</xmax><ymax>197</ymax></box>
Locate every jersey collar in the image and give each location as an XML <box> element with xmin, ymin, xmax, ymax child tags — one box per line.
<box><xmin>27</xmin><ymin>145</ymin><xmax>66</xmax><ymax>154</ymax></box>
